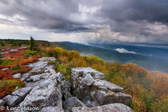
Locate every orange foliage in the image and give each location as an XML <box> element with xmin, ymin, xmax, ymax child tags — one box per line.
<box><xmin>150</xmin><ymin>77</ymin><xmax>168</xmax><ymax>99</ymax></box>
<box><xmin>0</xmin><ymin>69</ymin><xmax>13</xmax><ymax>80</ymax></box>
<box><xmin>0</xmin><ymin>79</ymin><xmax>25</xmax><ymax>98</ymax></box>
<box><xmin>0</xmin><ymin>46</ymin><xmax>39</xmax><ymax>99</ymax></box>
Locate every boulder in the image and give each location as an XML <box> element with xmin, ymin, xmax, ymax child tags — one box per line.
<box><xmin>49</xmin><ymin>72</ymin><xmax>64</xmax><ymax>83</ymax></box>
<box><xmin>0</xmin><ymin>99</ymin><xmax>5</xmax><ymax>106</ymax></box>
<box><xmin>93</xmin><ymin>90</ymin><xmax>132</xmax><ymax>106</ymax></box>
<box><xmin>71</xmin><ymin>67</ymin><xmax>105</xmax><ymax>80</ymax></box>
<box><xmin>72</xmin><ymin>103</ymin><xmax>134</xmax><ymax>112</ymax></box>
<box><xmin>40</xmin><ymin>106</ymin><xmax>64</xmax><ymax>112</ymax></box>
<box><xmin>20</xmin><ymin>73</ymin><xmax>31</xmax><ymax>81</ymax></box>
<box><xmin>64</xmin><ymin>97</ymin><xmax>86</xmax><ymax>111</ymax></box>
<box><xmin>93</xmin><ymin>80</ymin><xmax>123</xmax><ymax>92</ymax></box>
<box><xmin>82</xmin><ymin>74</ymin><xmax>95</xmax><ymax>86</ymax></box>
<box><xmin>28</xmin><ymin>61</ymin><xmax>48</xmax><ymax>74</ymax></box>
<box><xmin>19</xmin><ymin>78</ymin><xmax>61</xmax><ymax>110</ymax></box>
<box><xmin>12</xmin><ymin>87</ymin><xmax>32</xmax><ymax>98</ymax></box>
<box><xmin>13</xmin><ymin>73</ymin><xmax>21</xmax><ymax>79</ymax></box>
<box><xmin>3</xmin><ymin>95</ymin><xmax>22</xmax><ymax>106</ymax></box>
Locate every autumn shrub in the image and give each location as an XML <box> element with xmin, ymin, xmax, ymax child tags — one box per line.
<box><xmin>150</xmin><ymin>95</ymin><xmax>168</xmax><ymax>112</ymax></box>
<box><xmin>12</xmin><ymin>65</ymin><xmax>32</xmax><ymax>74</ymax></box>
<box><xmin>0</xmin><ymin>69</ymin><xmax>13</xmax><ymax>80</ymax></box>
<box><xmin>23</xmin><ymin>50</ymin><xmax>45</xmax><ymax>57</ymax></box>
<box><xmin>0</xmin><ymin>79</ymin><xmax>25</xmax><ymax>98</ymax></box>
<box><xmin>56</xmin><ymin>62</ymin><xmax>71</xmax><ymax>80</ymax></box>
<box><xmin>130</xmin><ymin>95</ymin><xmax>146</xmax><ymax>112</ymax></box>
<box><xmin>0</xmin><ymin>59</ymin><xmax>13</xmax><ymax>65</ymax></box>
<box><xmin>84</xmin><ymin>55</ymin><xmax>105</xmax><ymax>65</ymax></box>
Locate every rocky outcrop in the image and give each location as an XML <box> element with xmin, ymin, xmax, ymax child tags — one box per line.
<box><xmin>72</xmin><ymin>103</ymin><xmax>134</xmax><ymax>112</ymax></box>
<box><xmin>70</xmin><ymin>67</ymin><xmax>132</xmax><ymax>107</ymax></box>
<box><xmin>1</xmin><ymin>57</ymin><xmax>133</xmax><ymax>112</ymax></box>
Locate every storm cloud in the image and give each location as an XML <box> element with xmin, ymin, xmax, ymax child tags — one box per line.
<box><xmin>0</xmin><ymin>0</ymin><xmax>168</xmax><ymax>43</ymax></box>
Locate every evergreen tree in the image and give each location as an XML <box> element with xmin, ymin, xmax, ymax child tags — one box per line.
<box><xmin>0</xmin><ymin>41</ymin><xmax>5</xmax><ymax>46</ymax></box>
<box><xmin>30</xmin><ymin>36</ymin><xmax>38</xmax><ymax>51</ymax></box>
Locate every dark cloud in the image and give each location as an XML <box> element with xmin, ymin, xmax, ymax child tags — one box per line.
<box><xmin>0</xmin><ymin>0</ymin><xmax>168</xmax><ymax>43</ymax></box>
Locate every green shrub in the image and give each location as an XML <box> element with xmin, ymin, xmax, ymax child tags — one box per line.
<box><xmin>56</xmin><ymin>62</ymin><xmax>71</xmax><ymax>80</ymax></box>
<box><xmin>84</xmin><ymin>55</ymin><xmax>105</xmax><ymax>65</ymax></box>
<box><xmin>23</xmin><ymin>50</ymin><xmax>45</xmax><ymax>57</ymax></box>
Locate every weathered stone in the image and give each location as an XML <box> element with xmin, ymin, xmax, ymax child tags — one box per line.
<box><xmin>11</xmin><ymin>49</ymin><xmax>18</xmax><ymax>52</ymax></box>
<box><xmin>27</xmin><ymin>57</ymin><xmax>55</xmax><ymax>75</ymax></box>
<box><xmin>71</xmin><ymin>67</ymin><xmax>105</xmax><ymax>80</ymax></box>
<box><xmin>27</xmin><ymin>73</ymin><xmax>50</xmax><ymax>82</ymax></box>
<box><xmin>28</xmin><ymin>61</ymin><xmax>48</xmax><ymax>74</ymax></box>
<box><xmin>64</xmin><ymin>97</ymin><xmax>86</xmax><ymax>111</ymax></box>
<box><xmin>0</xmin><ymin>99</ymin><xmax>5</xmax><ymax>106</ymax></box>
<box><xmin>93</xmin><ymin>80</ymin><xmax>123</xmax><ymax>92</ymax></box>
<box><xmin>92</xmin><ymin>90</ymin><xmax>107</xmax><ymax>105</ymax></box>
<box><xmin>45</xmin><ymin>66</ymin><xmax>56</xmax><ymax>74</ymax></box>
<box><xmin>50</xmin><ymin>72</ymin><xmax>64</xmax><ymax>82</ymax></box>
<box><xmin>40</xmin><ymin>106</ymin><xmax>64</xmax><ymax>112</ymax></box>
<box><xmin>2</xmin><ymin>68</ymin><xmax>8</xmax><ymax>70</ymax></box>
<box><xmin>20</xmin><ymin>73</ymin><xmax>31</xmax><ymax>81</ymax></box>
<box><xmin>13</xmin><ymin>73</ymin><xmax>21</xmax><ymax>79</ymax></box>
<box><xmin>82</xmin><ymin>74</ymin><xmax>95</xmax><ymax>86</ymax></box>
<box><xmin>12</xmin><ymin>87</ymin><xmax>32</xmax><ymax>98</ymax></box>
<box><xmin>86</xmin><ymin>100</ymin><xmax>98</xmax><ymax>107</ymax></box>
<box><xmin>93</xmin><ymin>90</ymin><xmax>132</xmax><ymax>106</ymax></box>
<box><xmin>3</xmin><ymin>95</ymin><xmax>22</xmax><ymax>106</ymax></box>
<box><xmin>39</xmin><ymin>57</ymin><xmax>56</xmax><ymax>62</ymax></box>
<box><xmin>19</xmin><ymin>78</ymin><xmax>61</xmax><ymax>110</ymax></box>
<box><xmin>72</xmin><ymin>103</ymin><xmax>134</xmax><ymax>112</ymax></box>
<box><xmin>104</xmin><ymin>92</ymin><xmax>132</xmax><ymax>106</ymax></box>
<box><xmin>61</xmin><ymin>81</ymin><xmax>72</xmax><ymax>100</ymax></box>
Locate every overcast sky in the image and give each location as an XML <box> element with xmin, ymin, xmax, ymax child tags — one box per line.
<box><xmin>0</xmin><ymin>0</ymin><xmax>168</xmax><ymax>44</ymax></box>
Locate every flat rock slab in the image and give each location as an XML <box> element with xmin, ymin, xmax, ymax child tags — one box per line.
<box><xmin>40</xmin><ymin>106</ymin><xmax>64</xmax><ymax>112</ymax></box>
<box><xmin>93</xmin><ymin>90</ymin><xmax>132</xmax><ymax>106</ymax></box>
<box><xmin>72</xmin><ymin>103</ymin><xmax>134</xmax><ymax>112</ymax></box>
<box><xmin>93</xmin><ymin>80</ymin><xmax>123</xmax><ymax>92</ymax></box>
<box><xmin>12</xmin><ymin>87</ymin><xmax>32</xmax><ymax>98</ymax></box>
<box><xmin>3</xmin><ymin>95</ymin><xmax>22</xmax><ymax>106</ymax></box>
<box><xmin>28</xmin><ymin>57</ymin><xmax>56</xmax><ymax>75</ymax></box>
<box><xmin>19</xmin><ymin>78</ymin><xmax>60</xmax><ymax>110</ymax></box>
<box><xmin>27</xmin><ymin>73</ymin><xmax>49</xmax><ymax>82</ymax></box>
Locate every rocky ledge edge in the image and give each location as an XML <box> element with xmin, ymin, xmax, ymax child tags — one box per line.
<box><xmin>0</xmin><ymin>57</ymin><xmax>134</xmax><ymax>112</ymax></box>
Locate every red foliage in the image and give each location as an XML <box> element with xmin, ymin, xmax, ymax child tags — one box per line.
<box><xmin>0</xmin><ymin>79</ymin><xmax>25</xmax><ymax>99</ymax></box>
<box><xmin>0</xmin><ymin>69</ymin><xmax>13</xmax><ymax>80</ymax></box>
